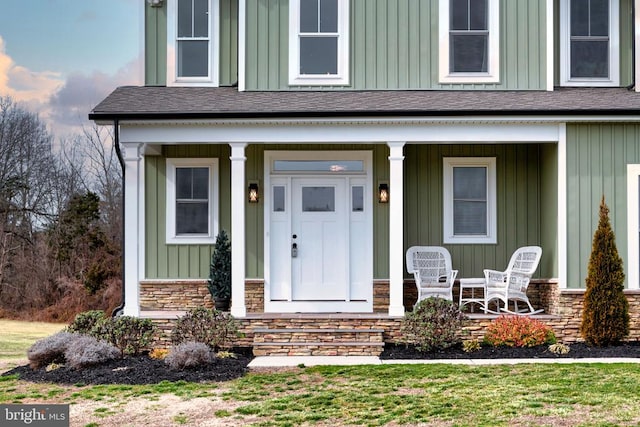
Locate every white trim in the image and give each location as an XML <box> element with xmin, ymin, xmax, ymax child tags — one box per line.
<box><xmin>165</xmin><ymin>158</ymin><xmax>219</xmax><ymax>244</ymax></box>
<box><xmin>288</xmin><ymin>0</ymin><xmax>350</xmax><ymax>86</ymax></box>
<box><xmin>238</xmin><ymin>0</ymin><xmax>246</xmax><ymax>91</ymax></box>
<box><xmin>559</xmin><ymin>0</ymin><xmax>620</xmax><ymax>87</ymax></box>
<box><xmin>230</xmin><ymin>143</ymin><xmax>247</xmax><ymax>317</ymax></box>
<box><xmin>438</xmin><ymin>0</ymin><xmax>500</xmax><ymax>84</ymax></box>
<box><xmin>558</xmin><ymin>124</ymin><xmax>567</xmax><ymax>289</ymax></box>
<box><xmin>388</xmin><ymin>142</ymin><xmax>405</xmax><ymax>317</ymax></box>
<box><xmin>546</xmin><ymin>0</ymin><xmax>554</xmax><ymax>91</ymax></box>
<box><xmin>121</xmin><ymin>142</ymin><xmax>143</xmax><ymax>317</ymax></box>
<box><xmin>443</xmin><ymin>157</ymin><xmax>497</xmax><ymax>244</ymax></box>
<box><xmin>627</xmin><ymin>164</ymin><xmax>640</xmax><ymax>289</ymax></box>
<box><xmin>167</xmin><ymin>0</ymin><xmax>220</xmax><ymax>87</ymax></box>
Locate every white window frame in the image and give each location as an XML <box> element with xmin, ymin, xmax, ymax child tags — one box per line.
<box><xmin>560</xmin><ymin>0</ymin><xmax>619</xmax><ymax>87</ymax></box>
<box><xmin>439</xmin><ymin>0</ymin><xmax>500</xmax><ymax>84</ymax></box>
<box><xmin>167</xmin><ymin>0</ymin><xmax>220</xmax><ymax>87</ymax></box>
<box><xmin>443</xmin><ymin>157</ymin><xmax>497</xmax><ymax>244</ymax></box>
<box><xmin>166</xmin><ymin>158</ymin><xmax>219</xmax><ymax>244</ymax></box>
<box><xmin>288</xmin><ymin>0</ymin><xmax>350</xmax><ymax>86</ymax></box>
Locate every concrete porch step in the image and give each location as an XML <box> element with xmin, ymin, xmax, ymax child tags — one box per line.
<box><xmin>252</xmin><ymin>327</ymin><xmax>385</xmax><ymax>357</ymax></box>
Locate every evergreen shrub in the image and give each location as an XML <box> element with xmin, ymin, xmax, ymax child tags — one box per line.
<box><xmin>64</xmin><ymin>335</ymin><xmax>120</xmax><ymax>369</ymax></box>
<box><xmin>581</xmin><ymin>197</ymin><xmax>630</xmax><ymax>346</ymax></box>
<box><xmin>91</xmin><ymin>316</ymin><xmax>156</xmax><ymax>356</ymax></box>
<box><xmin>484</xmin><ymin>315</ymin><xmax>556</xmax><ymax>347</ymax></box>
<box><xmin>170</xmin><ymin>307</ymin><xmax>238</xmax><ymax>351</ymax></box>
<box><xmin>165</xmin><ymin>341</ymin><xmax>213</xmax><ymax>370</ymax></box>
<box><xmin>401</xmin><ymin>297</ymin><xmax>467</xmax><ymax>352</ymax></box>
<box><xmin>66</xmin><ymin>310</ymin><xmax>106</xmax><ymax>335</ymax></box>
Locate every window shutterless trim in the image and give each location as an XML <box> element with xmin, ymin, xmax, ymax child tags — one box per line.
<box><xmin>166</xmin><ymin>158</ymin><xmax>219</xmax><ymax>244</ymax></box>
<box><xmin>559</xmin><ymin>0</ymin><xmax>619</xmax><ymax>87</ymax></box>
<box><xmin>288</xmin><ymin>0</ymin><xmax>350</xmax><ymax>86</ymax></box>
<box><xmin>167</xmin><ymin>0</ymin><xmax>220</xmax><ymax>87</ymax></box>
<box><xmin>443</xmin><ymin>157</ymin><xmax>497</xmax><ymax>244</ymax></box>
<box><xmin>438</xmin><ymin>0</ymin><xmax>500</xmax><ymax>84</ymax></box>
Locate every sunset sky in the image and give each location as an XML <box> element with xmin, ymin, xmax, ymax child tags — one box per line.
<box><xmin>0</xmin><ymin>0</ymin><xmax>143</xmax><ymax>138</ymax></box>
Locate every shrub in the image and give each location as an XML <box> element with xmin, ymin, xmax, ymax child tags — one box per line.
<box><xmin>548</xmin><ymin>343</ymin><xmax>570</xmax><ymax>355</ymax></box>
<box><xmin>66</xmin><ymin>310</ymin><xmax>106</xmax><ymax>335</ymax></box>
<box><xmin>149</xmin><ymin>348</ymin><xmax>169</xmax><ymax>360</ymax></box>
<box><xmin>165</xmin><ymin>341</ymin><xmax>213</xmax><ymax>370</ymax></box>
<box><xmin>581</xmin><ymin>196</ymin><xmax>630</xmax><ymax>346</ymax></box>
<box><xmin>484</xmin><ymin>316</ymin><xmax>556</xmax><ymax>348</ymax></box>
<box><xmin>91</xmin><ymin>316</ymin><xmax>156</xmax><ymax>356</ymax></box>
<box><xmin>64</xmin><ymin>335</ymin><xmax>120</xmax><ymax>369</ymax></box>
<box><xmin>401</xmin><ymin>297</ymin><xmax>467</xmax><ymax>352</ymax></box>
<box><xmin>462</xmin><ymin>339</ymin><xmax>481</xmax><ymax>353</ymax></box>
<box><xmin>170</xmin><ymin>307</ymin><xmax>238</xmax><ymax>351</ymax></box>
<box><xmin>27</xmin><ymin>332</ymin><xmax>78</xmax><ymax>369</ymax></box>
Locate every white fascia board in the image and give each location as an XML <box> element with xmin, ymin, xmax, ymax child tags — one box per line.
<box><xmin>119</xmin><ymin>120</ymin><xmax>564</xmax><ymax>144</ymax></box>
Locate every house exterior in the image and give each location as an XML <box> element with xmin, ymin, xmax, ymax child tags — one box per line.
<box><xmin>90</xmin><ymin>0</ymin><xmax>640</xmax><ymax>353</ymax></box>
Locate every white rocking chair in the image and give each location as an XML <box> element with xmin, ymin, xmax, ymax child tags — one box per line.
<box><xmin>484</xmin><ymin>246</ymin><xmax>543</xmax><ymax>315</ymax></box>
<box><xmin>406</xmin><ymin>246</ymin><xmax>458</xmax><ymax>307</ymax></box>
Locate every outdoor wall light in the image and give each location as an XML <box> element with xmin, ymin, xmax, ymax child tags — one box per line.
<box><xmin>248</xmin><ymin>182</ymin><xmax>259</xmax><ymax>203</ymax></box>
<box><xmin>378</xmin><ymin>183</ymin><xmax>389</xmax><ymax>203</ymax></box>
<box><xmin>147</xmin><ymin>0</ymin><xmax>163</xmax><ymax>7</ymax></box>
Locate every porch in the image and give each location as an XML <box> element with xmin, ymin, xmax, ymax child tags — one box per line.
<box><xmin>139</xmin><ymin>280</ymin><xmax>640</xmax><ymax>356</ymax></box>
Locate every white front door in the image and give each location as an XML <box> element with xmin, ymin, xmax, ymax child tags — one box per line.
<box><xmin>291</xmin><ymin>178</ymin><xmax>348</xmax><ymax>300</ymax></box>
<box><xmin>265</xmin><ymin>151</ymin><xmax>373</xmax><ymax>313</ymax></box>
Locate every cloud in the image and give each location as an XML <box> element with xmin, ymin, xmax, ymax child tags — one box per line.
<box><xmin>0</xmin><ymin>35</ymin><xmax>142</xmax><ymax>139</ymax></box>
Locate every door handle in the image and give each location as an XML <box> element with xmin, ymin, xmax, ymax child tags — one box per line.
<box><xmin>291</xmin><ymin>242</ymin><xmax>298</xmax><ymax>258</ymax></box>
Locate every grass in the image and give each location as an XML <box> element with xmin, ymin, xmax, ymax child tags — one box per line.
<box><xmin>2</xmin><ymin>321</ymin><xmax>640</xmax><ymax>425</ymax></box>
<box><xmin>0</xmin><ymin>319</ymin><xmax>65</xmax><ymax>360</ymax></box>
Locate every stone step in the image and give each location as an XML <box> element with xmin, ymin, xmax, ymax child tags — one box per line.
<box><xmin>252</xmin><ymin>327</ymin><xmax>385</xmax><ymax>357</ymax></box>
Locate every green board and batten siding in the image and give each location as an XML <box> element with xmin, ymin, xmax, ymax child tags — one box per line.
<box><xmin>565</xmin><ymin>124</ymin><xmax>640</xmax><ymax>289</ymax></box>
<box><xmin>145</xmin><ymin>143</ymin><xmax>556</xmax><ymax>281</ymax></box>
<box><xmin>144</xmin><ymin>0</ymin><xmax>238</xmax><ymax>86</ymax></box>
<box><xmin>244</xmin><ymin>0</ymin><xmax>547</xmax><ymax>91</ymax></box>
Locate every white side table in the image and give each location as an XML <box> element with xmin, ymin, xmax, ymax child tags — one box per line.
<box><xmin>458</xmin><ymin>278</ymin><xmax>486</xmax><ymax>313</ymax></box>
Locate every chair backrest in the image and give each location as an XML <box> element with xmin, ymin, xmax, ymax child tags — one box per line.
<box><xmin>406</xmin><ymin>246</ymin><xmax>453</xmax><ymax>286</ymax></box>
<box><xmin>506</xmin><ymin>246</ymin><xmax>542</xmax><ymax>276</ymax></box>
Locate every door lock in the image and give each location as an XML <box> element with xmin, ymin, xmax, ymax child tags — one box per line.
<box><xmin>291</xmin><ymin>242</ymin><xmax>298</xmax><ymax>258</ymax></box>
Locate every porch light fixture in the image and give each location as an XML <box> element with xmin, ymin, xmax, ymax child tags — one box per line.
<box><xmin>248</xmin><ymin>182</ymin><xmax>259</xmax><ymax>203</ymax></box>
<box><xmin>147</xmin><ymin>0</ymin><xmax>163</xmax><ymax>7</ymax></box>
<box><xmin>378</xmin><ymin>183</ymin><xmax>389</xmax><ymax>203</ymax></box>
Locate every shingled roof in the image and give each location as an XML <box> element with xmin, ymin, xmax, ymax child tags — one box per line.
<box><xmin>89</xmin><ymin>86</ymin><xmax>640</xmax><ymax>121</ymax></box>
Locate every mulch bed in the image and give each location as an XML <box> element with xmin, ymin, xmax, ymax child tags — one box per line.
<box><xmin>4</xmin><ymin>342</ymin><xmax>640</xmax><ymax>385</ymax></box>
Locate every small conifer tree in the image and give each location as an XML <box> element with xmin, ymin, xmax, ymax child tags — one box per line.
<box><xmin>580</xmin><ymin>196</ymin><xmax>629</xmax><ymax>346</ymax></box>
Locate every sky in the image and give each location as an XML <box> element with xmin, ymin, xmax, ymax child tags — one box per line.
<box><xmin>0</xmin><ymin>0</ymin><xmax>143</xmax><ymax>139</ymax></box>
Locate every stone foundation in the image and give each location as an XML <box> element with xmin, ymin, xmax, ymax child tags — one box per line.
<box><xmin>139</xmin><ymin>279</ymin><xmax>640</xmax><ymax>348</ymax></box>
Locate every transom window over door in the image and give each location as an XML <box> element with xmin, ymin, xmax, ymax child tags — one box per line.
<box><xmin>439</xmin><ymin>0</ymin><xmax>499</xmax><ymax>83</ymax></box>
<box><xmin>289</xmin><ymin>0</ymin><xmax>350</xmax><ymax>85</ymax></box>
<box><xmin>560</xmin><ymin>0</ymin><xmax>619</xmax><ymax>86</ymax></box>
<box><xmin>167</xmin><ymin>0</ymin><xmax>220</xmax><ymax>86</ymax></box>
<box><xmin>443</xmin><ymin>157</ymin><xmax>497</xmax><ymax>244</ymax></box>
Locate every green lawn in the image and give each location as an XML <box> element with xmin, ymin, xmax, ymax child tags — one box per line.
<box><xmin>0</xmin><ymin>319</ymin><xmax>65</xmax><ymax>360</ymax></box>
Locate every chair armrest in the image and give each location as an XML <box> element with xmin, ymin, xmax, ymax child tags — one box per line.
<box><xmin>484</xmin><ymin>269</ymin><xmax>506</xmax><ymax>286</ymax></box>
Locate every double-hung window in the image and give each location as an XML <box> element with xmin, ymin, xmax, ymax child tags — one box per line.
<box><xmin>167</xmin><ymin>0</ymin><xmax>219</xmax><ymax>86</ymax></box>
<box><xmin>443</xmin><ymin>158</ymin><xmax>497</xmax><ymax>244</ymax></box>
<box><xmin>166</xmin><ymin>158</ymin><xmax>219</xmax><ymax>244</ymax></box>
<box><xmin>289</xmin><ymin>0</ymin><xmax>350</xmax><ymax>85</ymax></box>
<box><xmin>560</xmin><ymin>0</ymin><xmax>619</xmax><ymax>86</ymax></box>
<box><xmin>439</xmin><ymin>0</ymin><xmax>499</xmax><ymax>83</ymax></box>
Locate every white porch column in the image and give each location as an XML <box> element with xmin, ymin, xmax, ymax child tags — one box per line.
<box><xmin>388</xmin><ymin>142</ymin><xmax>406</xmax><ymax>316</ymax></box>
<box><xmin>121</xmin><ymin>142</ymin><xmax>143</xmax><ymax>317</ymax></box>
<box><xmin>636</xmin><ymin>0</ymin><xmax>640</xmax><ymax>92</ymax></box>
<box><xmin>230</xmin><ymin>143</ymin><xmax>247</xmax><ymax>317</ymax></box>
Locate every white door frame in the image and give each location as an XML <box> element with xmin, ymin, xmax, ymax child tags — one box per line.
<box><xmin>263</xmin><ymin>150</ymin><xmax>373</xmax><ymax>312</ymax></box>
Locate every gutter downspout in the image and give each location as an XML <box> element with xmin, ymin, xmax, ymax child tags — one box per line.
<box><xmin>112</xmin><ymin>119</ymin><xmax>126</xmax><ymax>317</ymax></box>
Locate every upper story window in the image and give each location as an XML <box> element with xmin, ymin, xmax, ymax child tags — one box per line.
<box><xmin>443</xmin><ymin>157</ymin><xmax>497</xmax><ymax>244</ymax></box>
<box><xmin>166</xmin><ymin>158</ymin><xmax>219</xmax><ymax>244</ymax></box>
<box><xmin>439</xmin><ymin>0</ymin><xmax>500</xmax><ymax>84</ymax></box>
<box><xmin>167</xmin><ymin>0</ymin><xmax>219</xmax><ymax>86</ymax></box>
<box><xmin>560</xmin><ymin>0</ymin><xmax>619</xmax><ymax>86</ymax></box>
<box><xmin>289</xmin><ymin>0</ymin><xmax>350</xmax><ymax>86</ymax></box>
